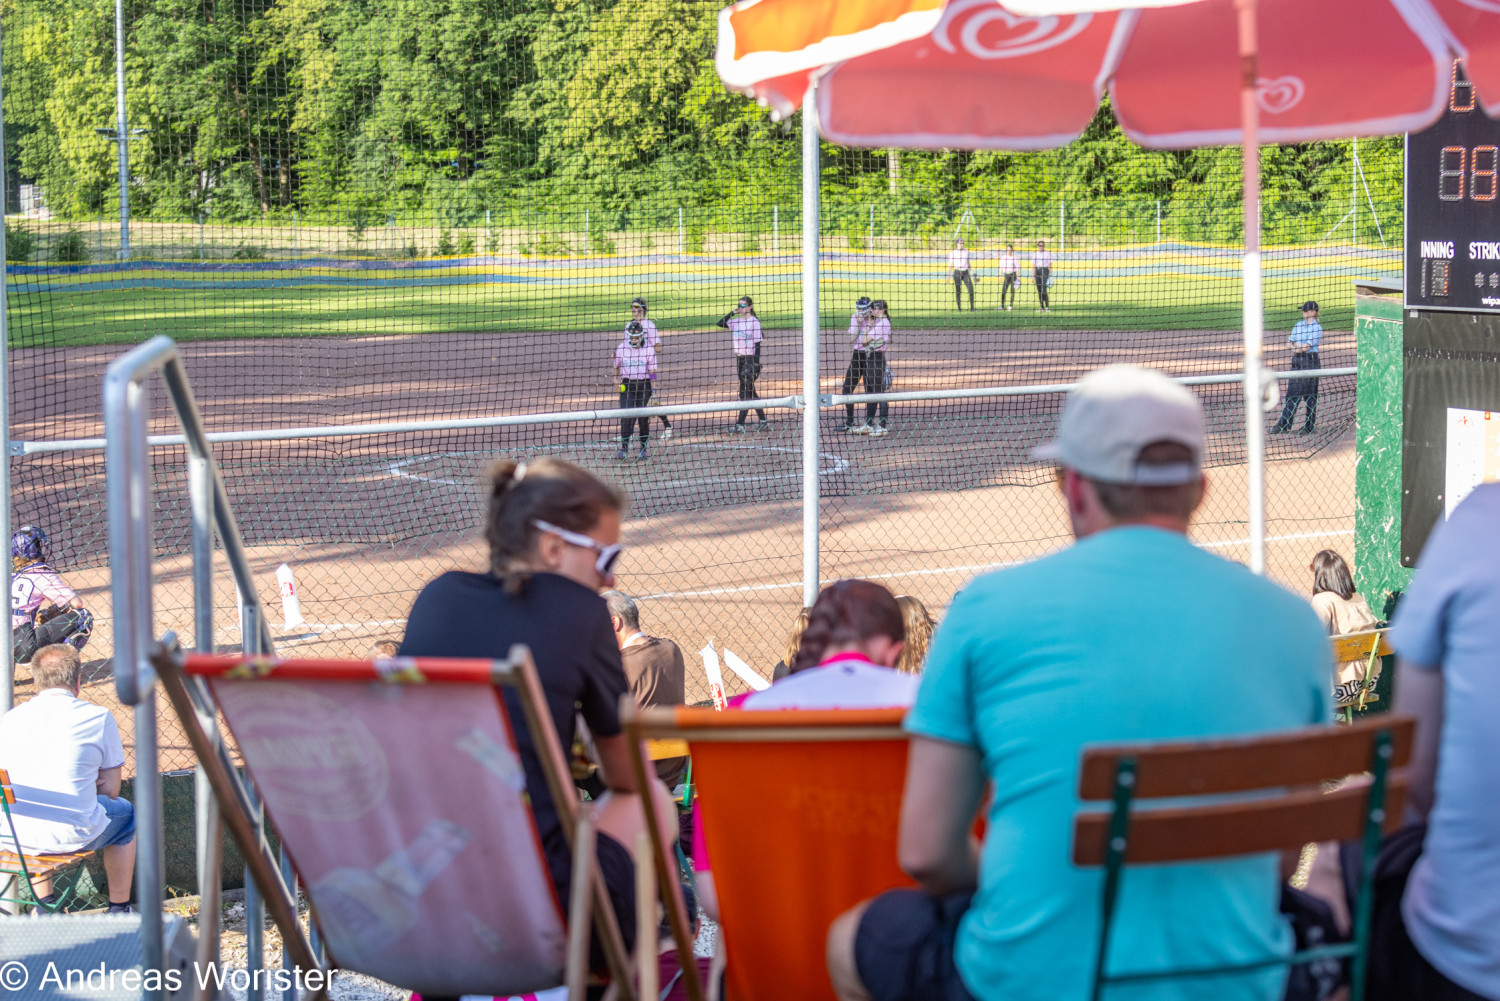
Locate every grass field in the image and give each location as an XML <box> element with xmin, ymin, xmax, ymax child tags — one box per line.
<box><xmin>6</xmin><ymin>266</ymin><xmax>1382</xmax><ymax>347</ymax></box>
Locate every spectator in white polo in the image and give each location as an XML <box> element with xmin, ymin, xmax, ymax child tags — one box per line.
<box><xmin>0</xmin><ymin>643</ymin><xmax>135</xmax><ymax>912</ymax></box>
<box><xmin>1373</xmin><ymin>482</ymin><xmax>1500</xmax><ymax>1001</ymax></box>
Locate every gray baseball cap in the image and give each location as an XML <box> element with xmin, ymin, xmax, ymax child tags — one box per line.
<box><xmin>1031</xmin><ymin>365</ymin><xmax>1204</xmax><ymax>485</ymax></box>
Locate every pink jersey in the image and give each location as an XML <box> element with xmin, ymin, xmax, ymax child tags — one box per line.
<box><xmin>949</xmin><ymin>248</ymin><xmax>971</xmax><ymax>270</ymax></box>
<box><xmin>848</xmin><ymin>314</ymin><xmax>870</xmax><ymax>346</ymax></box>
<box><xmin>728</xmin><ymin>315</ymin><xmax>762</xmax><ymax>356</ymax></box>
<box><xmin>859</xmin><ymin>316</ymin><xmax>892</xmax><ymax>352</ymax></box>
<box><xmin>1033</xmin><ymin>249</ymin><xmax>1054</xmax><ymax>269</ymax></box>
<box><xmin>12</xmin><ymin>564</ymin><xmax>77</xmax><ymax>630</ymax></box>
<box><xmin>614</xmin><ymin>341</ymin><xmax>657</xmax><ymax>380</ymax></box>
<box><xmin>998</xmin><ymin>251</ymin><xmax>1020</xmax><ymax>273</ymax></box>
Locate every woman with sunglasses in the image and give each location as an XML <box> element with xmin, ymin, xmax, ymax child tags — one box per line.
<box><xmin>399</xmin><ymin>457</ymin><xmax>681</xmax><ymax>970</ymax></box>
<box><xmin>717</xmin><ymin>294</ymin><xmax>768</xmax><ymax>432</ymax></box>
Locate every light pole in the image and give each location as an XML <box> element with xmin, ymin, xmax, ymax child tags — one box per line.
<box><xmin>95</xmin><ymin>0</ymin><xmax>145</xmax><ymax>259</ymax></box>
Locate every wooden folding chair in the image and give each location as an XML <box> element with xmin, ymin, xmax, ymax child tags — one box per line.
<box><xmin>623</xmin><ymin>704</ymin><xmax>912</xmax><ymax>1001</ymax></box>
<box><xmin>1074</xmin><ymin>715</ymin><xmax>1415</xmax><ymax>1001</ymax></box>
<box><xmin>152</xmin><ymin>643</ymin><xmax>637</xmax><ymax>1001</ymax></box>
<box><xmin>1332</xmin><ymin>629</ymin><xmax>1393</xmax><ymax>721</ymax></box>
<box><xmin>0</xmin><ymin>767</ymin><xmax>96</xmax><ymax>913</ymax></box>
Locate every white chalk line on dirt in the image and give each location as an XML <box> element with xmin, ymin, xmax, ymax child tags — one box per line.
<box><xmin>636</xmin><ymin>528</ymin><xmax>1355</xmax><ymax>601</ymax></box>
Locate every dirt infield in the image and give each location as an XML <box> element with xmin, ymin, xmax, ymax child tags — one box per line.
<box><xmin>6</xmin><ymin>323</ymin><xmax>1358</xmax><ymax>776</ymax></box>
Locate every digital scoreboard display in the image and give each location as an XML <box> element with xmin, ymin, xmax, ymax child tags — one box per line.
<box><xmin>1406</xmin><ymin>62</ymin><xmax>1500</xmax><ymax>313</ymax></box>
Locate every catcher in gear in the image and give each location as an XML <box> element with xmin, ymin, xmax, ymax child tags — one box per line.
<box><xmin>630</xmin><ymin>296</ymin><xmax>672</xmax><ymax>439</ymax></box>
<box><xmin>11</xmin><ymin>525</ymin><xmax>94</xmax><ymax>664</ymax></box>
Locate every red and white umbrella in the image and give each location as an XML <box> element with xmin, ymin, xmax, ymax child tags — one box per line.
<box><xmin>716</xmin><ymin>0</ymin><xmax>1500</xmax><ymax>572</ymax></box>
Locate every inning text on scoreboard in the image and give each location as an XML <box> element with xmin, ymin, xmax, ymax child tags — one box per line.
<box><xmin>1406</xmin><ymin>61</ymin><xmax>1500</xmax><ymax>313</ymax></box>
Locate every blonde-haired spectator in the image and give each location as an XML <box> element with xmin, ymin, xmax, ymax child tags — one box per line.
<box><xmin>772</xmin><ymin>607</ymin><xmax>812</xmax><ymax>681</ymax></box>
<box><xmin>370</xmin><ymin>639</ymin><xmax>399</xmax><ymax>659</ymax></box>
<box><xmin>895</xmin><ymin>595</ymin><xmax>935</xmax><ymax>675</ymax></box>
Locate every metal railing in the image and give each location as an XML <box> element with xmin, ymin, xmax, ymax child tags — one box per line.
<box><xmin>104</xmin><ymin>335</ymin><xmax>306</xmax><ymax>1000</ymax></box>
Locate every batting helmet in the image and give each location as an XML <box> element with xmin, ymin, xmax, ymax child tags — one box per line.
<box><xmin>11</xmin><ymin>525</ymin><xmax>49</xmax><ymax>566</ymax></box>
<box><xmin>627</xmin><ymin>320</ymin><xmax>645</xmax><ymax>347</ymax></box>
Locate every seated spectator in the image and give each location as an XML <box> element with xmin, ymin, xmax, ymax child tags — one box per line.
<box><xmin>369</xmin><ymin>638</ymin><xmax>399</xmax><ymax>658</ymax></box>
<box><xmin>1307</xmin><ymin>550</ymin><xmax>1381</xmax><ymax>702</ymax></box>
<box><xmin>11</xmin><ymin>525</ymin><xmax>94</xmax><ymax>666</ymax></box>
<box><xmin>695</xmin><ymin>580</ymin><xmax>915</xmax><ymax>923</ymax></box>
<box><xmin>894</xmin><ymin>595</ymin><xmax>935</xmax><ymax>675</ymax></box>
<box><xmin>827</xmin><ymin>364</ymin><xmax>1330</xmax><ymax>1001</ymax></box>
<box><xmin>602</xmin><ymin>589</ymin><xmax>688</xmax><ymax>786</ymax></box>
<box><xmin>398</xmin><ymin>457</ymin><xmax>681</xmax><ymax>967</ymax></box>
<box><xmin>0</xmin><ymin>644</ymin><xmax>135</xmax><ymax>912</ymax></box>
<box><xmin>1371</xmin><ymin>483</ymin><xmax>1500</xmax><ymax>1001</ymax></box>
<box><xmin>771</xmin><ymin>606</ymin><xmax>812</xmax><ymax>681</ymax></box>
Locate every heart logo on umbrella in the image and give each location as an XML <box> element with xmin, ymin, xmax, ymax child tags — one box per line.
<box><xmin>1256</xmin><ymin>76</ymin><xmax>1306</xmax><ymax>114</ymax></box>
<box><xmin>934</xmin><ymin>0</ymin><xmax>1092</xmax><ymax>60</ymax></box>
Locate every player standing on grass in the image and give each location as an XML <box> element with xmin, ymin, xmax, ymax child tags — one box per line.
<box><xmin>841</xmin><ymin>296</ymin><xmax>874</xmax><ymax>432</ymax></box>
<box><xmin>718</xmin><ymin>295</ymin><xmax>768</xmax><ymax>432</ymax></box>
<box><xmin>997</xmin><ymin>243</ymin><xmax>1020</xmax><ymax>311</ymax></box>
<box><xmin>630</xmin><ymin>296</ymin><xmax>672</xmax><ymax>440</ymax></box>
<box><xmin>10</xmin><ymin>526</ymin><xmax>94</xmax><ymax>665</ymax></box>
<box><xmin>950</xmin><ymin>239</ymin><xmax>976</xmax><ymax>311</ymax></box>
<box><xmin>613</xmin><ymin>320</ymin><xmax>656</xmax><ymax>461</ymax></box>
<box><xmin>1033</xmin><ymin>239</ymin><xmax>1054</xmax><ymax>312</ymax></box>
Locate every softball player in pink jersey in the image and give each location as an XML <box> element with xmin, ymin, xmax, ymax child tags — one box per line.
<box><xmin>717</xmin><ymin>295</ymin><xmax>767</xmax><ymax>431</ymax></box>
<box><xmin>630</xmin><ymin>296</ymin><xmax>672</xmax><ymax>439</ymax></box>
<box><xmin>614</xmin><ymin>320</ymin><xmax>657</xmax><ymax>461</ymax></box>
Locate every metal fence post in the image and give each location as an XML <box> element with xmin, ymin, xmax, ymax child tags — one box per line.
<box><xmin>802</xmin><ymin>82</ymin><xmax>821</xmax><ymax>610</ymax></box>
<box><xmin>113</xmin><ymin>0</ymin><xmax>131</xmax><ymax>260</ymax></box>
<box><xmin>678</xmin><ymin>207</ymin><xmax>684</xmax><ymax>258</ymax></box>
<box><xmin>773</xmin><ymin>205</ymin><xmax>779</xmax><ymax>257</ymax></box>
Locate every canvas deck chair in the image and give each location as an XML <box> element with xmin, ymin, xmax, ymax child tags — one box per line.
<box><xmin>1332</xmin><ymin>629</ymin><xmax>1393</xmax><ymax>721</ymax></box>
<box><xmin>622</xmin><ymin>705</ymin><xmax>912</xmax><ymax>1001</ymax></box>
<box><xmin>1073</xmin><ymin>715</ymin><xmax>1415</xmax><ymax>1001</ymax></box>
<box><xmin>152</xmin><ymin>643</ymin><xmax>637</xmax><ymax>1001</ymax></box>
<box><xmin>0</xmin><ymin>767</ymin><xmax>95</xmax><ymax>913</ymax></box>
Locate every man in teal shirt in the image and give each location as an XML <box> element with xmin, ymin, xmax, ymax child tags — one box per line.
<box><xmin>828</xmin><ymin>365</ymin><xmax>1331</xmax><ymax>1001</ymax></box>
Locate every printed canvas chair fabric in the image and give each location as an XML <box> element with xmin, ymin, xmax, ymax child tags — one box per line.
<box><xmin>202</xmin><ymin>663</ymin><xmax>569</xmax><ymax>997</ymax></box>
<box><xmin>629</xmin><ymin>706</ymin><xmax>913</xmax><ymax>1001</ymax></box>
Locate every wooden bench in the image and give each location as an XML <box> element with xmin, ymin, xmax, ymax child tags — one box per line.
<box><xmin>1</xmin><ymin>767</ymin><xmax>95</xmax><ymax>913</ymax></box>
<box><xmin>1332</xmin><ymin>629</ymin><xmax>1393</xmax><ymax>719</ymax></box>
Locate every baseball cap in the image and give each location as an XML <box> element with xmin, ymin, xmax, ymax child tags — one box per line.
<box><xmin>1031</xmin><ymin>365</ymin><xmax>1204</xmax><ymax>485</ymax></box>
<box><xmin>1301</xmin><ymin>300</ymin><xmax>1319</xmax><ymax>312</ymax></box>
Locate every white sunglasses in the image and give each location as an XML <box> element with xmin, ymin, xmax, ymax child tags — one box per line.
<box><xmin>533</xmin><ymin>519</ymin><xmax>623</xmax><ymax>577</ymax></box>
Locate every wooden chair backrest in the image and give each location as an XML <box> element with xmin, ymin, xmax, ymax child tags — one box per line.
<box><xmin>633</xmin><ymin>706</ymin><xmax>911</xmax><ymax>1001</ymax></box>
<box><xmin>1331</xmin><ymin>629</ymin><xmax>1393</xmax><ymax>662</ymax></box>
<box><xmin>181</xmin><ymin>652</ymin><xmax>572</xmax><ymax>998</ymax></box>
<box><xmin>1073</xmin><ymin>716</ymin><xmax>1414</xmax><ymax>866</ymax></box>
<box><xmin>0</xmin><ymin>768</ymin><xmax>13</xmax><ymax>806</ymax></box>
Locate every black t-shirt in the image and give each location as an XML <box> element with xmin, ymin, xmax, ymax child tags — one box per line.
<box><xmin>398</xmin><ymin>570</ymin><xmax>628</xmax><ymax>894</ymax></box>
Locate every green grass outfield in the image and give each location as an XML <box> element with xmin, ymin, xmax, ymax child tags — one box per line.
<box><xmin>5</xmin><ymin>254</ymin><xmax>1393</xmax><ymax>348</ymax></box>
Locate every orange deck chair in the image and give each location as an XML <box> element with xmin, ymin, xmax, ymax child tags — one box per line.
<box><xmin>153</xmin><ymin>643</ymin><xmax>637</xmax><ymax>1001</ymax></box>
<box><xmin>622</xmin><ymin>704</ymin><xmax>914</xmax><ymax>1001</ymax></box>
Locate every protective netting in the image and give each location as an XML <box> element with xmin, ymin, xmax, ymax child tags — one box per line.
<box><xmin>4</xmin><ymin>0</ymin><xmax>1396</xmax><ymax>772</ymax></box>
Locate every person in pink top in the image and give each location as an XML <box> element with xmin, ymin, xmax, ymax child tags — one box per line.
<box><xmin>10</xmin><ymin>525</ymin><xmax>94</xmax><ymax>665</ymax></box>
<box><xmin>630</xmin><ymin>296</ymin><xmax>672</xmax><ymax>441</ymax></box>
<box><xmin>997</xmin><ymin>244</ymin><xmax>1020</xmax><ymax>311</ymax></box>
<box><xmin>613</xmin><ymin>321</ymin><xmax>657</xmax><ymax>461</ymax></box>
<box><xmin>949</xmin><ymin>239</ymin><xmax>976</xmax><ymax>311</ymax></box>
<box><xmin>691</xmin><ymin>579</ymin><xmax>916</xmax><ymax>922</ymax></box>
<box><xmin>717</xmin><ymin>295</ymin><xmax>767</xmax><ymax>432</ymax></box>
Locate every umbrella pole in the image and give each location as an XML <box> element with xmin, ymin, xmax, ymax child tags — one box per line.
<box><xmin>1237</xmin><ymin>0</ymin><xmax>1267</xmax><ymax>574</ymax></box>
<box><xmin>802</xmin><ymin>79</ymin><xmax>822</xmax><ymax>608</ymax></box>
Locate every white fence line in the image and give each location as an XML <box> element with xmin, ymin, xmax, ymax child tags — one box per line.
<box><xmin>8</xmin><ymin>368</ymin><xmax>1355</xmax><ymax>456</ymax></box>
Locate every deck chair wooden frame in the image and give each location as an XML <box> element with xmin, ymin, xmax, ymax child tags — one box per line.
<box><xmin>0</xmin><ymin>767</ymin><xmax>95</xmax><ymax>913</ymax></box>
<box><xmin>622</xmin><ymin>703</ymin><xmax>910</xmax><ymax>1001</ymax></box>
<box><xmin>153</xmin><ymin>643</ymin><xmax>637</xmax><ymax>1001</ymax></box>
<box><xmin>1073</xmin><ymin>715</ymin><xmax>1415</xmax><ymax>1001</ymax></box>
<box><xmin>1331</xmin><ymin>629</ymin><xmax>1393</xmax><ymax>720</ymax></box>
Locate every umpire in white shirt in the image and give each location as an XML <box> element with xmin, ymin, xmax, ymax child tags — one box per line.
<box><xmin>0</xmin><ymin>643</ymin><xmax>135</xmax><ymax>911</ymax></box>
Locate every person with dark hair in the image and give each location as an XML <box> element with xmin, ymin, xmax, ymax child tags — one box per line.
<box><xmin>861</xmin><ymin>300</ymin><xmax>893</xmax><ymax>438</ymax></box>
<box><xmin>11</xmin><ymin>525</ymin><xmax>94</xmax><ymax>664</ymax></box>
<box><xmin>1308</xmin><ymin>549</ymin><xmax>1379</xmax><ymax>703</ymax></box>
<box><xmin>630</xmin><ymin>296</ymin><xmax>672</xmax><ymax>440</ymax></box>
<box><xmin>601</xmin><ymin>589</ymin><xmax>687</xmax><ymax>786</ymax></box>
<box><xmin>1272</xmin><ymin>301</ymin><xmax>1322</xmax><ymax>435</ymax></box>
<box><xmin>398</xmin><ymin>457</ymin><xmax>681</xmax><ymax>963</ymax></box>
<box><xmin>827</xmin><ymin>365</ymin><xmax>1330</xmax><ymax>1001</ymax></box>
<box><xmin>841</xmin><ymin>296</ymin><xmax>874</xmax><ymax>433</ymax></box>
<box><xmin>949</xmin><ymin>239</ymin><xmax>975</xmax><ymax>311</ymax></box>
<box><xmin>614</xmin><ymin>319</ymin><xmax>657</xmax><ymax>461</ymax></box>
<box><xmin>717</xmin><ymin>295</ymin><xmax>767</xmax><ymax>432</ymax></box>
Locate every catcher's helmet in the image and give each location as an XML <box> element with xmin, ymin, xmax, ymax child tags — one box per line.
<box><xmin>630</xmin><ymin>296</ymin><xmax>648</xmax><ymax>312</ymax></box>
<box><xmin>12</xmin><ymin>525</ymin><xmax>49</xmax><ymax>565</ymax></box>
<box><xmin>627</xmin><ymin>320</ymin><xmax>645</xmax><ymax>347</ymax></box>
<box><xmin>855</xmin><ymin>296</ymin><xmax>873</xmax><ymax>314</ymax></box>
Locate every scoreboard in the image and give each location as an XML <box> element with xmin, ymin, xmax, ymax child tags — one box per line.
<box><xmin>1406</xmin><ymin>62</ymin><xmax>1500</xmax><ymax>313</ymax></box>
